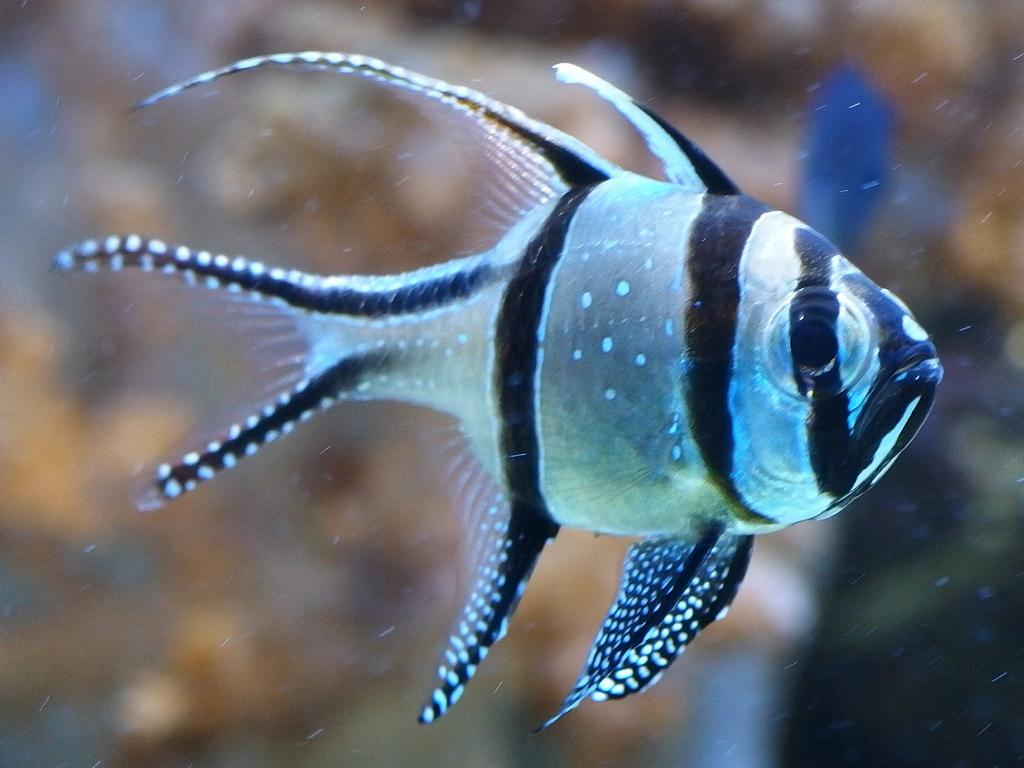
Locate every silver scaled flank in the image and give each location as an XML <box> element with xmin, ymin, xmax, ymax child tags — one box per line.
<box><xmin>54</xmin><ymin>52</ymin><xmax>942</xmax><ymax>728</ymax></box>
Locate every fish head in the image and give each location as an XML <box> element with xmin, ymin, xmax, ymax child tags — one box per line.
<box><xmin>812</xmin><ymin>263</ymin><xmax>943</xmax><ymax>514</ymax></box>
<box><xmin>729</xmin><ymin>218</ymin><xmax>941</xmax><ymax>526</ymax></box>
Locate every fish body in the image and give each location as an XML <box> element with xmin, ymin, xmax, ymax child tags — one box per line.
<box><xmin>55</xmin><ymin>53</ymin><xmax>942</xmax><ymax>727</ymax></box>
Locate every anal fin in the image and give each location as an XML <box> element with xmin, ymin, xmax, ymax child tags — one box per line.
<box><xmin>539</xmin><ymin>528</ymin><xmax>753</xmax><ymax>730</ymax></box>
<box><xmin>419</xmin><ymin>495</ymin><xmax>558</xmax><ymax>724</ymax></box>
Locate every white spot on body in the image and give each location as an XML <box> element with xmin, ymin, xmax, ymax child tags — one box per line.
<box><xmin>634</xmin><ymin>353</ymin><xmax>647</xmax><ymax>366</ymax></box>
<box><xmin>601</xmin><ymin>337</ymin><xmax>613</xmax><ymax>353</ymax></box>
<box><xmin>581</xmin><ymin>291</ymin><xmax>593</xmax><ymax>309</ymax></box>
<box><xmin>604</xmin><ymin>388</ymin><xmax>617</xmax><ymax>400</ymax></box>
<box><xmin>616</xmin><ymin>280</ymin><xmax>630</xmax><ymax>296</ymax></box>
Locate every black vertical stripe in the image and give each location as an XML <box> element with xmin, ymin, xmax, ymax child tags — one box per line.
<box><xmin>417</xmin><ymin>183</ymin><xmax>593</xmax><ymax>720</ymax></box>
<box><xmin>494</xmin><ymin>186</ymin><xmax>595</xmax><ymax>519</ymax></box>
<box><xmin>684</xmin><ymin>195</ymin><xmax>767</xmax><ymax>513</ymax></box>
<box><xmin>791</xmin><ymin>227</ymin><xmax>854</xmax><ymax>497</ymax></box>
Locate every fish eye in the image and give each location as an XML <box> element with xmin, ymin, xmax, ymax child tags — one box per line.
<box><xmin>791</xmin><ymin>306</ymin><xmax>839</xmax><ymax>377</ymax></box>
<box><xmin>764</xmin><ymin>287</ymin><xmax>874</xmax><ymax>401</ymax></box>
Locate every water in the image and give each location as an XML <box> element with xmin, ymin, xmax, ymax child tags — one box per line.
<box><xmin>2</xmin><ymin>1</ymin><xmax>1022</xmax><ymax>766</ymax></box>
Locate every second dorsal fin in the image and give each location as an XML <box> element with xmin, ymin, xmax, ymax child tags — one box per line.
<box><xmin>134</xmin><ymin>52</ymin><xmax>617</xmax><ymax>195</ymax></box>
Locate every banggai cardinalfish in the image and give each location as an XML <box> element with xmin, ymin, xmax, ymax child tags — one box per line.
<box><xmin>55</xmin><ymin>53</ymin><xmax>942</xmax><ymax>728</ymax></box>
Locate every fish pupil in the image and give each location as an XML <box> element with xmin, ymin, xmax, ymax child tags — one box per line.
<box><xmin>792</xmin><ymin>313</ymin><xmax>837</xmax><ymax>373</ymax></box>
<box><xmin>790</xmin><ymin>308</ymin><xmax>842</xmax><ymax>399</ymax></box>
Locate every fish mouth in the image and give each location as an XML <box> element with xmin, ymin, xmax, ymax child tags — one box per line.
<box><xmin>867</xmin><ymin>337</ymin><xmax>940</xmax><ymax>423</ymax></box>
<box><xmin>865</xmin><ymin>345</ymin><xmax>941</xmax><ymax>453</ymax></box>
<box><xmin>829</xmin><ymin>342</ymin><xmax>942</xmax><ymax>510</ymax></box>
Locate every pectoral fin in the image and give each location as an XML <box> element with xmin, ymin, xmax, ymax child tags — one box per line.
<box><xmin>539</xmin><ymin>527</ymin><xmax>753</xmax><ymax>729</ymax></box>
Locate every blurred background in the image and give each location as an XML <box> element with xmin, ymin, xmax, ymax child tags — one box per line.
<box><xmin>2</xmin><ymin>0</ymin><xmax>1024</xmax><ymax>765</ymax></box>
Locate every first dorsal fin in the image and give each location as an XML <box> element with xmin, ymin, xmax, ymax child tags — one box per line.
<box><xmin>539</xmin><ymin>528</ymin><xmax>753</xmax><ymax>730</ymax></box>
<box><xmin>553</xmin><ymin>63</ymin><xmax>739</xmax><ymax>195</ymax></box>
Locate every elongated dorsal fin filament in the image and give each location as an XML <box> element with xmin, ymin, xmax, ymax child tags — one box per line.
<box><xmin>134</xmin><ymin>51</ymin><xmax>617</xmax><ymax>191</ymax></box>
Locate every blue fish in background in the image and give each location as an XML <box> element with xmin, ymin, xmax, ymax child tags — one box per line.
<box><xmin>799</xmin><ymin>63</ymin><xmax>893</xmax><ymax>254</ymax></box>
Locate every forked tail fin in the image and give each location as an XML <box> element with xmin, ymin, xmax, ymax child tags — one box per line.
<box><xmin>53</xmin><ymin>235</ymin><xmax>394</xmax><ymax>508</ymax></box>
<box><xmin>55</xmin><ymin>233</ymin><xmax>505</xmax><ymax>508</ymax></box>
